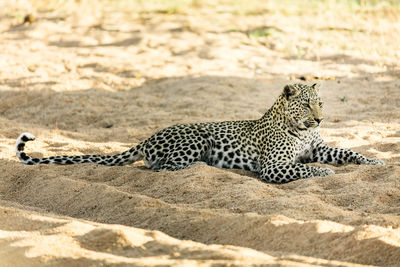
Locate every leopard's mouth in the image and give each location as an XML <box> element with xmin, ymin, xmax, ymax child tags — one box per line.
<box><xmin>297</xmin><ymin>124</ymin><xmax>308</xmax><ymax>130</ymax></box>
<box><xmin>299</xmin><ymin>120</ymin><xmax>318</xmax><ymax>130</ymax></box>
<box><xmin>291</xmin><ymin>118</ymin><xmax>318</xmax><ymax>131</ymax></box>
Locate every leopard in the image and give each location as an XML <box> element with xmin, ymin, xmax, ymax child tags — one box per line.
<box><xmin>15</xmin><ymin>83</ymin><xmax>384</xmax><ymax>183</ymax></box>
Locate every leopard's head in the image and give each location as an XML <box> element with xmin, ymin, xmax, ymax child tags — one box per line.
<box><xmin>282</xmin><ymin>83</ymin><xmax>324</xmax><ymax>130</ymax></box>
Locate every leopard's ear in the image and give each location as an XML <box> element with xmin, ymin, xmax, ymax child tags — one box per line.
<box><xmin>311</xmin><ymin>83</ymin><xmax>320</xmax><ymax>91</ymax></box>
<box><xmin>283</xmin><ymin>84</ymin><xmax>300</xmax><ymax>100</ymax></box>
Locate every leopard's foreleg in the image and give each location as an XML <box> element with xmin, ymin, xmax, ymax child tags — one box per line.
<box><xmin>311</xmin><ymin>144</ymin><xmax>384</xmax><ymax>166</ymax></box>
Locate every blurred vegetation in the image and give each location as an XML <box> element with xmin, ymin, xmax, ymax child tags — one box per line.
<box><xmin>10</xmin><ymin>0</ymin><xmax>400</xmax><ymax>16</ymax></box>
<box><xmin>7</xmin><ymin>0</ymin><xmax>399</xmax><ymax>60</ymax></box>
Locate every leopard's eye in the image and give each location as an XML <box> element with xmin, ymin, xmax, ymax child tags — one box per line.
<box><xmin>319</xmin><ymin>102</ymin><xmax>323</xmax><ymax>107</ymax></box>
<box><xmin>303</xmin><ymin>103</ymin><xmax>311</xmax><ymax>108</ymax></box>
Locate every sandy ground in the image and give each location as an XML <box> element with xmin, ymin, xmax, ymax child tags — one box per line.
<box><xmin>1</xmin><ymin>1</ymin><xmax>400</xmax><ymax>266</ymax></box>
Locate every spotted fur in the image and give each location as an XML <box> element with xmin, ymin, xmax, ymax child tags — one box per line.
<box><xmin>16</xmin><ymin>83</ymin><xmax>384</xmax><ymax>183</ymax></box>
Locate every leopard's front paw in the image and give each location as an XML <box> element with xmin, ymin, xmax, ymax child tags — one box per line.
<box><xmin>365</xmin><ymin>158</ymin><xmax>385</xmax><ymax>165</ymax></box>
<box><xmin>316</xmin><ymin>167</ymin><xmax>335</xmax><ymax>177</ymax></box>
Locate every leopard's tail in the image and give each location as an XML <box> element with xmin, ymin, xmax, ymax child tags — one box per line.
<box><xmin>15</xmin><ymin>132</ymin><xmax>144</xmax><ymax>166</ymax></box>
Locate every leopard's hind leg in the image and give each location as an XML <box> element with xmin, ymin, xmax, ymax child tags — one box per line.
<box><xmin>15</xmin><ymin>132</ymin><xmax>143</xmax><ymax>166</ymax></box>
<box><xmin>141</xmin><ymin>125</ymin><xmax>214</xmax><ymax>171</ymax></box>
